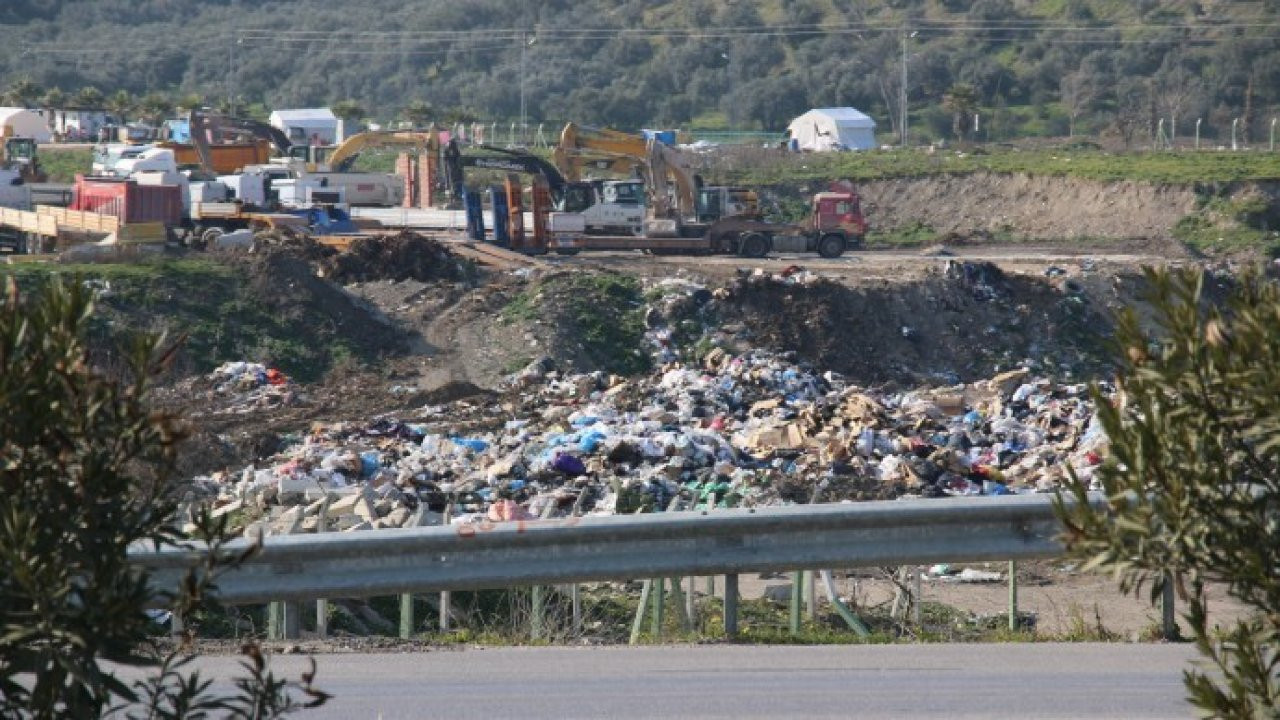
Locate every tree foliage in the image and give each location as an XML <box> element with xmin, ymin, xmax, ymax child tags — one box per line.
<box><xmin>0</xmin><ymin>275</ymin><xmax>329</xmax><ymax>718</ymax></box>
<box><xmin>1056</xmin><ymin>267</ymin><xmax>1280</xmax><ymax>717</ymax></box>
<box><xmin>0</xmin><ymin>1</ymin><xmax>1275</xmax><ymax>137</ymax></box>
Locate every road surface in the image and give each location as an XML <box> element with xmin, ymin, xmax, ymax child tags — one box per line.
<box><xmin>119</xmin><ymin>643</ymin><xmax>1199</xmax><ymax>719</ymax></box>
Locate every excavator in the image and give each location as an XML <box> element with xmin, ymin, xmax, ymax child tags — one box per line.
<box><xmin>552</xmin><ymin>123</ymin><xmax>649</xmax><ymax>182</ymax></box>
<box><xmin>638</xmin><ymin>137</ymin><xmax>863</xmax><ymax>258</ymax></box>
<box><xmin>285</xmin><ymin>128</ymin><xmax>443</xmax><ymax>173</ymax></box>
<box><xmin>553</xmin><ymin>122</ymin><xmax>760</xmax><ymax>229</ymax></box>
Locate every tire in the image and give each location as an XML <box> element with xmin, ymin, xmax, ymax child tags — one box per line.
<box><xmin>817</xmin><ymin>233</ymin><xmax>846</xmax><ymax>259</ymax></box>
<box><xmin>738</xmin><ymin>232</ymin><xmax>769</xmax><ymax>259</ymax></box>
<box><xmin>200</xmin><ymin>227</ymin><xmax>225</xmax><ymax>249</ymax></box>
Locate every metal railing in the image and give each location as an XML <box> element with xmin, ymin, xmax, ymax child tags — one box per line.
<box><xmin>130</xmin><ymin>494</ymin><xmax>1112</xmax><ymax>642</ymax></box>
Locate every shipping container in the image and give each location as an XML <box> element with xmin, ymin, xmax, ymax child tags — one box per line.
<box><xmin>71</xmin><ymin>175</ymin><xmax>183</xmax><ymax>227</ymax></box>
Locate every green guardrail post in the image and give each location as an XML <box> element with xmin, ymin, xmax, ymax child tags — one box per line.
<box><xmin>724</xmin><ymin>574</ymin><xmax>739</xmax><ymax>640</ymax></box>
<box><xmin>399</xmin><ymin>593</ymin><xmax>415</xmax><ymax>640</ymax></box>
<box><xmin>651</xmin><ymin>578</ymin><xmax>665</xmax><ymax>640</ymax></box>
<box><xmin>531</xmin><ymin>585</ymin><xmax>546</xmax><ymax>641</ymax></box>
<box><xmin>630</xmin><ymin>579</ymin><xmax>653</xmax><ymax>645</ymax></box>
<box><xmin>1009</xmin><ymin>561</ymin><xmax>1018</xmax><ymax>632</ymax></box>
<box><xmin>789</xmin><ymin>571</ymin><xmax>803</xmax><ymax>636</ymax></box>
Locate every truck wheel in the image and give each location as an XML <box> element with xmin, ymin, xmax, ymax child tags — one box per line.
<box><xmin>817</xmin><ymin>233</ymin><xmax>846</xmax><ymax>258</ymax></box>
<box><xmin>200</xmin><ymin>227</ymin><xmax>225</xmax><ymax>249</ymax></box>
<box><xmin>739</xmin><ymin>232</ymin><xmax>769</xmax><ymax>258</ymax></box>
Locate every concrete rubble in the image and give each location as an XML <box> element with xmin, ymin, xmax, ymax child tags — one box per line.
<box><xmin>188</xmin><ymin>273</ymin><xmax>1112</xmax><ymax>538</ymax></box>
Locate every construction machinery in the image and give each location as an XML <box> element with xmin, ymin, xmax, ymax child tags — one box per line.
<box><xmin>560</xmin><ymin>140</ymin><xmax>863</xmax><ymax>258</ymax></box>
<box><xmin>0</xmin><ymin>128</ymin><xmax>45</xmax><ymax>183</ymax></box>
<box><xmin>181</xmin><ymin>109</ymin><xmax>289</xmax><ymax>175</ymax></box>
<box><xmin>93</xmin><ymin>110</ymin><xmax>280</xmax><ymax>177</ymax></box>
<box><xmin>552</xmin><ymin>123</ymin><xmax>649</xmax><ymax>182</ymax></box>
<box><xmin>285</xmin><ymin>129</ymin><xmax>441</xmax><ymax>173</ymax></box>
<box><xmin>553</xmin><ymin>122</ymin><xmax>761</xmax><ymax>233</ymax></box>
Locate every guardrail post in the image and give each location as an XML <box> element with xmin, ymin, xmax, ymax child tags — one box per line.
<box><xmin>669</xmin><ymin>576</ymin><xmax>692</xmax><ymax>632</ymax></box>
<box><xmin>685</xmin><ymin>577</ymin><xmax>696</xmax><ymax>629</ymax></box>
<box><xmin>1008</xmin><ymin>561</ymin><xmax>1018</xmax><ymax>632</ymax></box>
<box><xmin>315</xmin><ymin>498</ymin><xmax>330</xmax><ymax>639</ymax></box>
<box><xmin>570</xmin><ymin>584</ymin><xmax>582</xmax><ymax>637</ymax></box>
<box><xmin>400</xmin><ymin>593</ymin><xmax>415</xmax><ymax>639</ymax></box>
<box><xmin>789</xmin><ymin>571</ymin><xmax>803</xmax><ymax>636</ymax></box>
<box><xmin>315</xmin><ymin>599</ymin><xmax>328</xmax><ymax>639</ymax></box>
<box><xmin>440</xmin><ymin>506</ymin><xmax>453</xmax><ymax>633</ymax></box>
<box><xmin>170</xmin><ymin>610</ymin><xmax>184</xmax><ymax>639</ymax></box>
<box><xmin>267</xmin><ymin>602</ymin><xmax>280</xmax><ymax>640</ymax></box>
<box><xmin>630</xmin><ymin>579</ymin><xmax>653</xmax><ymax>645</ymax></box>
<box><xmin>913</xmin><ymin>566</ymin><xmax>922</xmax><ymax>629</ymax></box>
<box><xmin>531</xmin><ymin>585</ymin><xmax>546</xmax><ymax>641</ymax></box>
<box><xmin>724</xmin><ymin>574</ymin><xmax>739</xmax><ymax>639</ymax></box>
<box><xmin>650</xmin><ymin>578</ymin><xmax>665</xmax><ymax>640</ymax></box>
<box><xmin>805</xmin><ymin>570</ymin><xmax>817</xmax><ymax>621</ymax></box>
<box><xmin>1161</xmin><ymin>573</ymin><xmax>1177</xmax><ymax>640</ymax></box>
<box><xmin>282</xmin><ymin>601</ymin><xmax>301</xmax><ymax>640</ymax></box>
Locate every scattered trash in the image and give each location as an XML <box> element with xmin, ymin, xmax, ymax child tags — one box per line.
<box><xmin>186</xmin><ymin>343</ymin><xmax>1109</xmax><ymax>537</ymax></box>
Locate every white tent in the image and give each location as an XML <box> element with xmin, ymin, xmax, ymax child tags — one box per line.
<box><xmin>786</xmin><ymin>107</ymin><xmax>876</xmax><ymax>151</ymax></box>
<box><xmin>269</xmin><ymin>108</ymin><xmax>339</xmax><ymax>145</ymax></box>
<box><xmin>0</xmin><ymin>108</ymin><xmax>53</xmax><ymax>142</ymax></box>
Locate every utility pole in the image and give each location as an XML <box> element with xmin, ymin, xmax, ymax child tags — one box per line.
<box><xmin>900</xmin><ymin>28</ymin><xmax>908</xmax><ymax>147</ymax></box>
<box><xmin>900</xmin><ymin>28</ymin><xmax>915</xmax><ymax>148</ymax></box>
<box><xmin>519</xmin><ymin>30</ymin><xmax>527</xmax><ymax>147</ymax></box>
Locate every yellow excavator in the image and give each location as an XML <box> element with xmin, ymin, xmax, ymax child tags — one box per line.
<box><xmin>553</xmin><ymin>122</ymin><xmax>759</xmax><ymax>229</ymax></box>
<box><xmin>286</xmin><ymin>128</ymin><xmax>443</xmax><ymax>173</ymax></box>
<box><xmin>552</xmin><ymin>123</ymin><xmax>648</xmax><ymax>182</ymax></box>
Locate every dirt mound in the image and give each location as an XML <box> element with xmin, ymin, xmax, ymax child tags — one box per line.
<box><xmin>228</xmin><ymin>251</ymin><xmax>408</xmax><ymax>371</ymax></box>
<box><xmin>858</xmin><ymin>172</ymin><xmax>1200</xmax><ymax>243</ymax></box>
<box><xmin>316</xmin><ymin>232</ymin><xmax>473</xmax><ymax>284</ymax></box>
<box><xmin>719</xmin><ymin>263</ymin><xmax>1118</xmax><ymax>386</ymax></box>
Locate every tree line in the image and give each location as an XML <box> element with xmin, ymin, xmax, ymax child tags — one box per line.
<box><xmin>3</xmin><ymin>0</ymin><xmax>1280</xmax><ymax>145</ymax></box>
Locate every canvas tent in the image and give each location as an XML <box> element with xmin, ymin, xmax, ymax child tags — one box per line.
<box><xmin>786</xmin><ymin>107</ymin><xmax>876</xmax><ymax>151</ymax></box>
<box><xmin>269</xmin><ymin>108</ymin><xmax>340</xmax><ymax>146</ymax></box>
<box><xmin>0</xmin><ymin>108</ymin><xmax>53</xmax><ymax>142</ymax></box>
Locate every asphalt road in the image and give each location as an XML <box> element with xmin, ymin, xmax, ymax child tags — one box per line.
<box><xmin>121</xmin><ymin>643</ymin><xmax>1199</xmax><ymax>719</ymax></box>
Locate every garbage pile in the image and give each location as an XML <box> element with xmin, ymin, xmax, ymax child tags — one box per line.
<box><xmin>190</xmin><ymin>346</ymin><xmax>1110</xmax><ymax>538</ymax></box>
<box><xmin>192</xmin><ymin>361</ymin><xmax>297</xmax><ymax>416</ymax></box>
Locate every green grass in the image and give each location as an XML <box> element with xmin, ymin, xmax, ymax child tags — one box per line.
<box><xmin>1</xmin><ymin>257</ymin><xmax>378</xmax><ymax>382</ymax></box>
<box><xmin>709</xmin><ymin>147</ymin><xmax>1280</xmax><ymax>187</ymax></box>
<box><xmin>38</xmin><ymin>146</ymin><xmax>93</xmax><ymax>183</ymax></box>
<box><xmin>1172</xmin><ymin>194</ymin><xmax>1280</xmax><ymax>254</ymax></box>
<box><xmin>502</xmin><ymin>272</ymin><xmax>651</xmax><ymax>376</ymax></box>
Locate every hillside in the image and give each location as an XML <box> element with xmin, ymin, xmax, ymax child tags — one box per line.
<box><xmin>2</xmin><ymin>1</ymin><xmax>1279</xmax><ymax>144</ymax></box>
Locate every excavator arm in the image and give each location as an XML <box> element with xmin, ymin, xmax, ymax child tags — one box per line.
<box><xmin>442</xmin><ymin>141</ymin><xmax>570</xmax><ymax>202</ymax></box>
<box><xmin>326</xmin><ymin>129</ymin><xmax>442</xmax><ymax>173</ymax></box>
<box><xmin>553</xmin><ymin>122</ymin><xmax>649</xmax><ymax>181</ymax></box>
<box><xmin>643</xmin><ymin>138</ymin><xmax>697</xmax><ymax>222</ymax></box>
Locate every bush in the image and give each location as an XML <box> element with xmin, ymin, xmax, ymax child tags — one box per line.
<box><xmin>0</xmin><ymin>275</ymin><xmax>328</xmax><ymax>717</ymax></box>
<box><xmin>1055</xmin><ymin>267</ymin><xmax>1280</xmax><ymax>716</ymax></box>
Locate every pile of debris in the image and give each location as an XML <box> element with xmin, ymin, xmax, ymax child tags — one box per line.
<box><xmin>187</xmin><ymin>345</ymin><xmax>1109</xmax><ymax>538</ymax></box>
<box><xmin>316</xmin><ymin>231</ymin><xmax>472</xmax><ymax>284</ymax></box>
<box><xmin>188</xmin><ymin>361</ymin><xmax>299</xmax><ymax>416</ymax></box>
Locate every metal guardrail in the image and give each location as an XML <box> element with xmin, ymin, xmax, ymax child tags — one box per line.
<box><xmin>132</xmin><ymin>494</ymin><xmax>1079</xmax><ymax>605</ymax></box>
